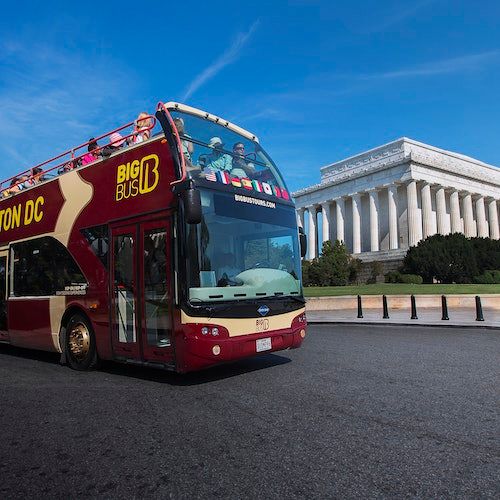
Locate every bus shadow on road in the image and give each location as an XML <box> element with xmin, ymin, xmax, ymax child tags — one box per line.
<box><xmin>0</xmin><ymin>344</ymin><xmax>60</xmax><ymax>365</ymax></box>
<box><xmin>100</xmin><ymin>353</ymin><xmax>292</xmax><ymax>386</ymax></box>
<box><xmin>0</xmin><ymin>343</ymin><xmax>292</xmax><ymax>385</ymax></box>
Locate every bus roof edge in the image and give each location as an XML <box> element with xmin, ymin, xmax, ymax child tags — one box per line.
<box><xmin>163</xmin><ymin>102</ymin><xmax>260</xmax><ymax>144</ymax></box>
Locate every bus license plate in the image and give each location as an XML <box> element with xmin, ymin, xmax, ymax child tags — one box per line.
<box><xmin>256</xmin><ymin>337</ymin><xmax>272</xmax><ymax>352</ymax></box>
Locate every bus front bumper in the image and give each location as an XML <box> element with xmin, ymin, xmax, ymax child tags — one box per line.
<box><xmin>179</xmin><ymin>319</ymin><xmax>306</xmax><ymax>372</ymax></box>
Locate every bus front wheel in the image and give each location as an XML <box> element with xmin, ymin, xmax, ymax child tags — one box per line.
<box><xmin>65</xmin><ymin>313</ymin><xmax>99</xmax><ymax>371</ymax></box>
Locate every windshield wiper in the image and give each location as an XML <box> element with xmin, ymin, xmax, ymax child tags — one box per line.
<box><xmin>189</xmin><ymin>300</ymin><xmax>240</xmax><ymax>318</ymax></box>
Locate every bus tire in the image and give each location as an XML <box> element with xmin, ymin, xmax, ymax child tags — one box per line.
<box><xmin>65</xmin><ymin>313</ymin><xmax>99</xmax><ymax>371</ymax></box>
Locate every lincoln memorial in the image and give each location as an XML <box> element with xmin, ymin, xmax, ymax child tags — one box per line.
<box><xmin>293</xmin><ymin>137</ymin><xmax>500</xmax><ymax>264</ymax></box>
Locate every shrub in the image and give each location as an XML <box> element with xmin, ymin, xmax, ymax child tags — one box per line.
<box><xmin>385</xmin><ymin>271</ymin><xmax>401</xmax><ymax>283</ymax></box>
<box><xmin>367</xmin><ymin>261</ymin><xmax>384</xmax><ymax>284</ymax></box>
<box><xmin>398</xmin><ymin>273</ymin><xmax>423</xmax><ymax>284</ymax></box>
<box><xmin>301</xmin><ymin>240</ymin><xmax>361</xmax><ymax>286</ymax></box>
<box><xmin>384</xmin><ymin>271</ymin><xmax>422</xmax><ymax>284</ymax></box>
<box><xmin>404</xmin><ymin>233</ymin><xmax>500</xmax><ymax>283</ymax></box>
<box><xmin>473</xmin><ymin>270</ymin><xmax>500</xmax><ymax>284</ymax></box>
<box><xmin>348</xmin><ymin>258</ymin><xmax>363</xmax><ymax>285</ymax></box>
<box><xmin>470</xmin><ymin>238</ymin><xmax>500</xmax><ymax>272</ymax></box>
<box><xmin>302</xmin><ymin>258</ymin><xmax>323</xmax><ymax>286</ymax></box>
<box><xmin>403</xmin><ymin>233</ymin><xmax>479</xmax><ymax>283</ymax></box>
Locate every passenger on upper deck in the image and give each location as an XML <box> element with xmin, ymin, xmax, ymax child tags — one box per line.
<box><xmin>173</xmin><ymin>118</ymin><xmax>194</xmax><ymax>165</ymax></box>
<box><xmin>203</xmin><ymin>137</ymin><xmax>232</xmax><ymax>172</ymax></box>
<box><xmin>132</xmin><ymin>113</ymin><xmax>153</xmax><ymax>144</ymax></box>
<box><xmin>29</xmin><ymin>167</ymin><xmax>46</xmax><ymax>185</ymax></box>
<box><xmin>230</xmin><ymin>142</ymin><xmax>256</xmax><ymax>178</ymax></box>
<box><xmin>17</xmin><ymin>174</ymin><xmax>30</xmax><ymax>190</ymax></box>
<box><xmin>12</xmin><ymin>167</ymin><xmax>47</xmax><ymax>192</ymax></box>
<box><xmin>2</xmin><ymin>177</ymin><xmax>21</xmax><ymax>197</ymax></box>
<box><xmin>81</xmin><ymin>138</ymin><xmax>101</xmax><ymax>166</ymax></box>
<box><xmin>102</xmin><ymin>132</ymin><xmax>127</xmax><ymax>157</ymax></box>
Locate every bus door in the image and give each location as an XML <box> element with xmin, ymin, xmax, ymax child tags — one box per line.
<box><xmin>110</xmin><ymin>220</ymin><xmax>173</xmax><ymax>364</ymax></box>
<box><xmin>0</xmin><ymin>248</ymin><xmax>8</xmax><ymax>341</ymax></box>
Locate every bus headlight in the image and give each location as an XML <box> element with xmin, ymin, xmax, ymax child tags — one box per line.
<box><xmin>195</xmin><ymin>324</ymin><xmax>228</xmax><ymax>338</ymax></box>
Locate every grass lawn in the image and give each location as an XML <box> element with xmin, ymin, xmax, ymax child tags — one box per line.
<box><xmin>304</xmin><ymin>283</ymin><xmax>500</xmax><ymax>297</ymax></box>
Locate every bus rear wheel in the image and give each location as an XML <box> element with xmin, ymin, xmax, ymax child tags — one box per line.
<box><xmin>65</xmin><ymin>313</ymin><xmax>99</xmax><ymax>371</ymax></box>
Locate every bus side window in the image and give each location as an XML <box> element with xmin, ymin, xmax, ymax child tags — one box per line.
<box><xmin>144</xmin><ymin>229</ymin><xmax>170</xmax><ymax>347</ymax></box>
<box><xmin>11</xmin><ymin>237</ymin><xmax>87</xmax><ymax>297</ymax></box>
<box><xmin>81</xmin><ymin>225</ymin><xmax>109</xmax><ymax>269</ymax></box>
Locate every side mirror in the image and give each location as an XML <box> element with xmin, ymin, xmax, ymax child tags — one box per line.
<box><xmin>182</xmin><ymin>188</ymin><xmax>202</xmax><ymax>224</ymax></box>
<box><xmin>299</xmin><ymin>227</ymin><xmax>307</xmax><ymax>258</ymax></box>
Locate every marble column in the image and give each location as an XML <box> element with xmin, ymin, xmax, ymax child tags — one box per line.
<box><xmin>352</xmin><ymin>194</ymin><xmax>362</xmax><ymax>254</ymax></box>
<box><xmin>407</xmin><ymin>181</ymin><xmax>422</xmax><ymax>247</ymax></box>
<box><xmin>475</xmin><ymin>196</ymin><xmax>488</xmax><ymax>238</ymax></box>
<box><xmin>307</xmin><ymin>205</ymin><xmax>317</xmax><ymax>260</ymax></box>
<box><xmin>462</xmin><ymin>193</ymin><xmax>476</xmax><ymax>237</ymax></box>
<box><xmin>296</xmin><ymin>207</ymin><xmax>305</xmax><ymax>229</ymax></box>
<box><xmin>450</xmin><ymin>190</ymin><xmax>461</xmax><ymax>234</ymax></box>
<box><xmin>488</xmin><ymin>199</ymin><xmax>499</xmax><ymax>240</ymax></box>
<box><xmin>368</xmin><ymin>189</ymin><xmax>379</xmax><ymax>252</ymax></box>
<box><xmin>335</xmin><ymin>198</ymin><xmax>345</xmax><ymax>243</ymax></box>
<box><xmin>387</xmin><ymin>184</ymin><xmax>398</xmax><ymax>249</ymax></box>
<box><xmin>436</xmin><ymin>186</ymin><xmax>448</xmax><ymax>235</ymax></box>
<box><xmin>421</xmin><ymin>182</ymin><xmax>434</xmax><ymax>239</ymax></box>
<box><xmin>321</xmin><ymin>202</ymin><xmax>331</xmax><ymax>247</ymax></box>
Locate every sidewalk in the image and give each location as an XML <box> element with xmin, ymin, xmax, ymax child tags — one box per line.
<box><xmin>305</xmin><ymin>294</ymin><xmax>500</xmax><ymax>329</ymax></box>
<box><xmin>306</xmin><ymin>308</ymin><xmax>499</xmax><ymax>328</ymax></box>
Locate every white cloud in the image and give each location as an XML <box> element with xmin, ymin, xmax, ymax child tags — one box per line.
<box><xmin>181</xmin><ymin>21</ymin><xmax>259</xmax><ymax>101</ymax></box>
<box><xmin>361</xmin><ymin>50</ymin><xmax>500</xmax><ymax>80</ymax></box>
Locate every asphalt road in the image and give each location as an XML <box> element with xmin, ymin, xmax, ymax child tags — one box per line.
<box><xmin>0</xmin><ymin>325</ymin><xmax>498</xmax><ymax>499</ymax></box>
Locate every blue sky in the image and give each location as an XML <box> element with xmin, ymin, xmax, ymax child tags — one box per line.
<box><xmin>1</xmin><ymin>0</ymin><xmax>500</xmax><ymax>192</ymax></box>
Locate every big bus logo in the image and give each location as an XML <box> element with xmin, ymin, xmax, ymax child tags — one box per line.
<box><xmin>115</xmin><ymin>154</ymin><xmax>160</xmax><ymax>202</ymax></box>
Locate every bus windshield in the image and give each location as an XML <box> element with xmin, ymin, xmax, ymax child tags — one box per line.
<box><xmin>186</xmin><ymin>189</ymin><xmax>302</xmax><ymax>303</ymax></box>
<box><xmin>170</xmin><ymin>110</ymin><xmax>287</xmax><ymax>189</ymax></box>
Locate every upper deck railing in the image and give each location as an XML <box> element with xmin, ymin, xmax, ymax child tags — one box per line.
<box><xmin>0</xmin><ymin>114</ymin><xmax>157</xmax><ymax>198</ymax></box>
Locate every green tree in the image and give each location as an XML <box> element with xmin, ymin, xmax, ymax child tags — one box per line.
<box><xmin>348</xmin><ymin>257</ymin><xmax>363</xmax><ymax>284</ymax></box>
<box><xmin>301</xmin><ymin>259</ymin><xmax>312</xmax><ymax>286</ymax></box>
<box><xmin>367</xmin><ymin>261</ymin><xmax>383</xmax><ymax>284</ymax></box>
<box><xmin>403</xmin><ymin>233</ymin><xmax>479</xmax><ymax>283</ymax></box>
<box><xmin>301</xmin><ymin>240</ymin><xmax>354</xmax><ymax>286</ymax></box>
<box><xmin>316</xmin><ymin>240</ymin><xmax>351</xmax><ymax>286</ymax></box>
<box><xmin>470</xmin><ymin>237</ymin><xmax>500</xmax><ymax>273</ymax></box>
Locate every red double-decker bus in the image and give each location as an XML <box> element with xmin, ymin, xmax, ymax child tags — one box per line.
<box><xmin>0</xmin><ymin>102</ymin><xmax>307</xmax><ymax>373</ymax></box>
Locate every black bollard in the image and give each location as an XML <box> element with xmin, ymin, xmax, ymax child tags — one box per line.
<box><xmin>441</xmin><ymin>295</ymin><xmax>449</xmax><ymax>320</ymax></box>
<box><xmin>410</xmin><ymin>294</ymin><xmax>418</xmax><ymax>319</ymax></box>
<box><xmin>382</xmin><ymin>295</ymin><xmax>389</xmax><ymax>319</ymax></box>
<box><xmin>475</xmin><ymin>296</ymin><xmax>484</xmax><ymax>321</ymax></box>
<box><xmin>357</xmin><ymin>295</ymin><xmax>363</xmax><ymax>318</ymax></box>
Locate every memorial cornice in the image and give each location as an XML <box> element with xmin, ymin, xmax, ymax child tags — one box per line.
<box><xmin>293</xmin><ymin>153</ymin><xmax>409</xmax><ymax>197</ymax></box>
<box><xmin>409</xmin><ymin>150</ymin><xmax>499</xmax><ymax>185</ymax></box>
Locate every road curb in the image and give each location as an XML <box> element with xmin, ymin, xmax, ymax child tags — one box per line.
<box><xmin>306</xmin><ymin>319</ymin><xmax>500</xmax><ymax>330</ymax></box>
